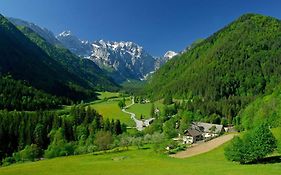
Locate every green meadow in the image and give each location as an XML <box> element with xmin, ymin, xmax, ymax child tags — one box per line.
<box><xmin>1</xmin><ymin>141</ymin><xmax>281</xmax><ymax>175</ymax></box>
<box><xmin>126</xmin><ymin>101</ymin><xmax>165</xmax><ymax>119</ymax></box>
<box><xmin>97</xmin><ymin>91</ymin><xmax>121</xmax><ymax>100</ymax></box>
<box><xmin>90</xmin><ymin>99</ymin><xmax>134</xmax><ymax>126</ymax></box>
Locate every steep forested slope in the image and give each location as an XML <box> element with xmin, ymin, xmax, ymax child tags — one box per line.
<box><xmin>148</xmin><ymin>14</ymin><xmax>281</xmax><ymax>119</ymax></box>
<box><xmin>0</xmin><ymin>14</ymin><xmax>95</xmax><ymax>100</ymax></box>
<box><xmin>239</xmin><ymin>85</ymin><xmax>281</xmax><ymax>130</ymax></box>
<box><xmin>17</xmin><ymin>26</ymin><xmax>118</xmax><ymax>91</ymax></box>
<box><xmin>0</xmin><ymin>76</ymin><xmax>63</xmax><ymax>111</ymax></box>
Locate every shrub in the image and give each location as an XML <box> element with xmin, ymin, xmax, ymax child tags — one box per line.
<box><xmin>224</xmin><ymin>136</ymin><xmax>244</xmax><ymax>162</ymax></box>
<box><xmin>225</xmin><ymin>123</ymin><xmax>277</xmax><ymax>164</ymax></box>
<box><xmin>13</xmin><ymin>144</ymin><xmax>41</xmax><ymax>162</ymax></box>
<box><xmin>1</xmin><ymin>157</ymin><xmax>16</xmax><ymax>166</ymax></box>
<box><xmin>44</xmin><ymin>142</ymin><xmax>75</xmax><ymax>158</ymax></box>
<box><xmin>94</xmin><ymin>131</ymin><xmax>113</xmax><ymax>151</ymax></box>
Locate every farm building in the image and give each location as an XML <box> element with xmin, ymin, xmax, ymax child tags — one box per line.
<box><xmin>183</xmin><ymin>128</ymin><xmax>203</xmax><ymax>144</ymax></box>
<box><xmin>181</xmin><ymin>122</ymin><xmax>224</xmax><ymax>144</ymax></box>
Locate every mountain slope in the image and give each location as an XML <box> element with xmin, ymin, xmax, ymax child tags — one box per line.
<box><xmin>0</xmin><ymin>14</ymin><xmax>95</xmax><ymax>100</ymax></box>
<box><xmin>148</xmin><ymin>14</ymin><xmax>281</xmax><ymax>118</ymax></box>
<box><xmin>17</xmin><ymin>26</ymin><xmax>118</xmax><ymax>91</ymax></box>
<box><xmin>8</xmin><ymin>17</ymin><xmax>61</xmax><ymax>46</ymax></box>
<box><xmin>90</xmin><ymin>40</ymin><xmax>157</xmax><ymax>82</ymax></box>
<box><xmin>56</xmin><ymin>31</ymin><xmax>92</xmax><ymax>57</ymax></box>
<box><xmin>0</xmin><ymin>76</ymin><xmax>62</xmax><ymax>111</ymax></box>
<box><xmin>239</xmin><ymin>84</ymin><xmax>281</xmax><ymax>130</ymax></box>
<box><xmin>56</xmin><ymin>32</ymin><xmax>164</xmax><ymax>83</ymax></box>
<box><xmin>155</xmin><ymin>51</ymin><xmax>178</xmax><ymax>69</ymax></box>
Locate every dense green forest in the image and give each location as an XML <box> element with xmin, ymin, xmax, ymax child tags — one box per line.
<box><xmin>0</xmin><ymin>106</ymin><xmax>126</xmax><ymax>164</ymax></box>
<box><xmin>0</xmin><ymin>14</ymin><xmax>116</xmax><ymax>101</ymax></box>
<box><xmin>0</xmin><ymin>76</ymin><xmax>64</xmax><ymax>111</ymax></box>
<box><xmin>238</xmin><ymin>85</ymin><xmax>281</xmax><ymax>130</ymax></box>
<box><xmin>147</xmin><ymin>14</ymin><xmax>281</xmax><ymax>121</ymax></box>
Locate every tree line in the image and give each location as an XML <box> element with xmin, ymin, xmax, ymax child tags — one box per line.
<box><xmin>0</xmin><ymin>76</ymin><xmax>65</xmax><ymax>111</ymax></box>
<box><xmin>0</xmin><ymin>105</ymin><xmax>126</xmax><ymax>165</ymax></box>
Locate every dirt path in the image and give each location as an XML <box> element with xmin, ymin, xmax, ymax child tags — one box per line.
<box><xmin>171</xmin><ymin>133</ymin><xmax>237</xmax><ymax>158</ymax></box>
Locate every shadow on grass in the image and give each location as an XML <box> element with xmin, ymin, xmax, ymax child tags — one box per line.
<box><xmin>247</xmin><ymin>156</ymin><xmax>281</xmax><ymax>164</ymax></box>
<box><xmin>139</xmin><ymin>146</ymin><xmax>150</xmax><ymax>150</ymax></box>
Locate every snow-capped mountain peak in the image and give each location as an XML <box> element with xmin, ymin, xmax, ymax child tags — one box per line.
<box><xmin>56</xmin><ymin>32</ymin><xmax>175</xmax><ymax>83</ymax></box>
<box><xmin>164</xmin><ymin>51</ymin><xmax>178</xmax><ymax>59</ymax></box>
<box><xmin>56</xmin><ymin>31</ymin><xmax>92</xmax><ymax>57</ymax></box>
<box><xmin>58</xmin><ymin>30</ymin><xmax>72</xmax><ymax>37</ymax></box>
<box><xmin>88</xmin><ymin>40</ymin><xmax>155</xmax><ymax>81</ymax></box>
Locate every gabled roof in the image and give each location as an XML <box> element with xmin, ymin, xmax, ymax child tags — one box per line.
<box><xmin>185</xmin><ymin>128</ymin><xmax>203</xmax><ymax>137</ymax></box>
<box><xmin>193</xmin><ymin>122</ymin><xmax>223</xmax><ymax>133</ymax></box>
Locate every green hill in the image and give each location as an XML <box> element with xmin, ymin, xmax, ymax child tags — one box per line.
<box><xmin>239</xmin><ymin>85</ymin><xmax>281</xmax><ymax>130</ymax></box>
<box><xmin>147</xmin><ymin>14</ymin><xmax>281</xmax><ymax>119</ymax></box>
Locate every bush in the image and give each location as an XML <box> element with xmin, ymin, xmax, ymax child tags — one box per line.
<box><xmin>94</xmin><ymin>131</ymin><xmax>113</xmax><ymax>151</ymax></box>
<box><xmin>166</xmin><ymin>140</ymin><xmax>187</xmax><ymax>154</ymax></box>
<box><xmin>44</xmin><ymin>142</ymin><xmax>75</xmax><ymax>159</ymax></box>
<box><xmin>13</xmin><ymin>144</ymin><xmax>41</xmax><ymax>162</ymax></box>
<box><xmin>224</xmin><ymin>136</ymin><xmax>244</xmax><ymax>162</ymax></box>
<box><xmin>1</xmin><ymin>157</ymin><xmax>16</xmax><ymax>166</ymax></box>
<box><xmin>118</xmin><ymin>98</ymin><xmax>126</xmax><ymax>109</ymax></box>
<box><xmin>225</xmin><ymin>123</ymin><xmax>277</xmax><ymax>164</ymax></box>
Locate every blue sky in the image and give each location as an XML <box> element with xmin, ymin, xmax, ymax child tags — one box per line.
<box><xmin>1</xmin><ymin>0</ymin><xmax>281</xmax><ymax>56</ymax></box>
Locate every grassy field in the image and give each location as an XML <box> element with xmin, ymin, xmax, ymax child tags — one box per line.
<box><xmin>1</xmin><ymin>142</ymin><xmax>281</xmax><ymax>175</ymax></box>
<box><xmin>126</xmin><ymin>101</ymin><xmax>165</xmax><ymax>119</ymax></box>
<box><xmin>96</xmin><ymin>91</ymin><xmax>121</xmax><ymax>100</ymax></box>
<box><xmin>90</xmin><ymin>99</ymin><xmax>134</xmax><ymax>126</ymax></box>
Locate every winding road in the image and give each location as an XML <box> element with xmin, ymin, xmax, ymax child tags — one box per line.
<box><xmin>122</xmin><ymin>98</ymin><xmax>154</xmax><ymax>131</ymax></box>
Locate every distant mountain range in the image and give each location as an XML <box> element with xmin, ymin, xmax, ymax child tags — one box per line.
<box><xmin>8</xmin><ymin>17</ymin><xmax>178</xmax><ymax>83</ymax></box>
<box><xmin>56</xmin><ymin>31</ymin><xmax>177</xmax><ymax>83</ymax></box>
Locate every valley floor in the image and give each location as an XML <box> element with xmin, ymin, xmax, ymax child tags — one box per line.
<box><xmin>1</xmin><ymin>142</ymin><xmax>281</xmax><ymax>175</ymax></box>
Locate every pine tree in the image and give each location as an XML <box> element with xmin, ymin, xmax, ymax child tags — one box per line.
<box><xmin>114</xmin><ymin>120</ymin><xmax>122</xmax><ymax>135</ymax></box>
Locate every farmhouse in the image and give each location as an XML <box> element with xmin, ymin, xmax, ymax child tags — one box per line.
<box><xmin>181</xmin><ymin>122</ymin><xmax>224</xmax><ymax>144</ymax></box>
<box><xmin>183</xmin><ymin>128</ymin><xmax>203</xmax><ymax>144</ymax></box>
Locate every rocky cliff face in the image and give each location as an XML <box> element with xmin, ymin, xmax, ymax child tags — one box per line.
<box><xmin>57</xmin><ymin>31</ymin><xmax>174</xmax><ymax>83</ymax></box>
<box><xmin>89</xmin><ymin>40</ymin><xmax>157</xmax><ymax>82</ymax></box>
<box><xmin>56</xmin><ymin>31</ymin><xmax>92</xmax><ymax>57</ymax></box>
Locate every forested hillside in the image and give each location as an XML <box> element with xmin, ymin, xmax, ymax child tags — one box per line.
<box><xmin>0</xmin><ymin>14</ymin><xmax>96</xmax><ymax>101</ymax></box>
<box><xmin>17</xmin><ymin>26</ymin><xmax>118</xmax><ymax>91</ymax></box>
<box><xmin>239</xmin><ymin>85</ymin><xmax>281</xmax><ymax>130</ymax></box>
<box><xmin>148</xmin><ymin>14</ymin><xmax>281</xmax><ymax>120</ymax></box>
<box><xmin>0</xmin><ymin>76</ymin><xmax>64</xmax><ymax>111</ymax></box>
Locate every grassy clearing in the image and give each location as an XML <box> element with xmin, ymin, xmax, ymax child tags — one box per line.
<box><xmin>90</xmin><ymin>99</ymin><xmax>134</xmax><ymax>126</ymax></box>
<box><xmin>97</xmin><ymin>91</ymin><xmax>121</xmax><ymax>100</ymax></box>
<box><xmin>1</xmin><ymin>142</ymin><xmax>281</xmax><ymax>175</ymax></box>
<box><xmin>126</xmin><ymin>101</ymin><xmax>165</xmax><ymax>119</ymax></box>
